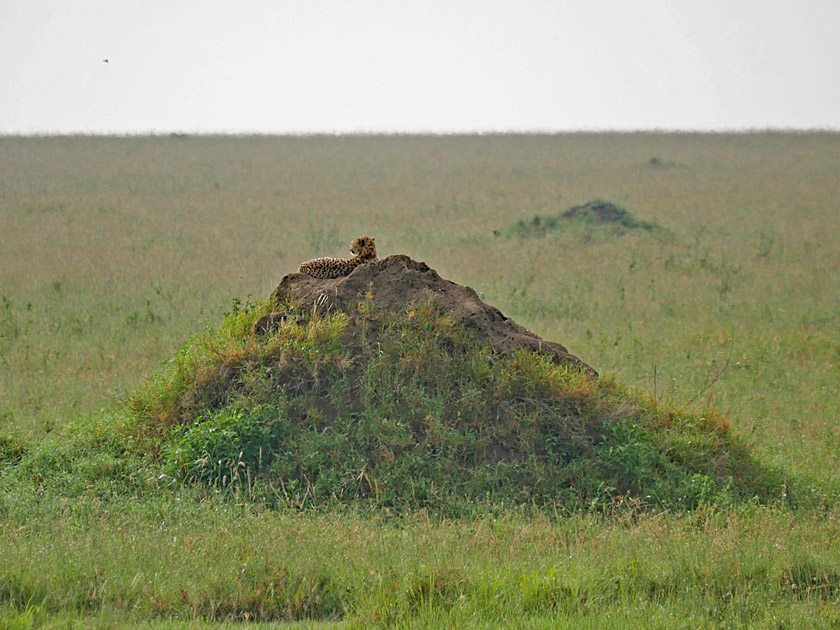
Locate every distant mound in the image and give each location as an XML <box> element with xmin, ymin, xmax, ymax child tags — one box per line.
<box><xmin>128</xmin><ymin>255</ymin><xmax>779</xmax><ymax>513</ymax></box>
<box><xmin>646</xmin><ymin>156</ymin><xmax>676</xmax><ymax>169</ymax></box>
<box><xmin>503</xmin><ymin>200</ymin><xmax>660</xmax><ymax>238</ymax></box>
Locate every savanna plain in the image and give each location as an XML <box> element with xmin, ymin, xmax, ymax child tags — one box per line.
<box><xmin>1</xmin><ymin>133</ymin><xmax>839</xmax><ymax>628</ymax></box>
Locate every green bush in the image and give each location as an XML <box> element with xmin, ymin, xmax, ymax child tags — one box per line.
<box><xmin>165</xmin><ymin>404</ymin><xmax>287</xmax><ymax>485</ymax></box>
<box><xmin>0</xmin><ymin>433</ymin><xmax>27</xmax><ymax>470</ymax></box>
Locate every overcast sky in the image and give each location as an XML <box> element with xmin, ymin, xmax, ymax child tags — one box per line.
<box><xmin>1</xmin><ymin>0</ymin><xmax>838</xmax><ymax>134</ymax></box>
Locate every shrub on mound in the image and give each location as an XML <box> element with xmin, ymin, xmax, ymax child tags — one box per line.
<box><xmin>128</xmin><ymin>258</ymin><xmax>780</xmax><ymax>514</ymax></box>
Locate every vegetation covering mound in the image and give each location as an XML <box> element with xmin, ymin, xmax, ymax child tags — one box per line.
<box><xmin>505</xmin><ymin>199</ymin><xmax>660</xmax><ymax>238</ymax></box>
<box><xmin>128</xmin><ymin>256</ymin><xmax>779</xmax><ymax>513</ymax></box>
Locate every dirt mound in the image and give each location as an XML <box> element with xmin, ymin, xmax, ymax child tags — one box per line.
<box><xmin>270</xmin><ymin>255</ymin><xmax>597</xmax><ymax>377</ymax></box>
<box><xmin>502</xmin><ymin>200</ymin><xmax>659</xmax><ymax>238</ymax></box>
<box><xmin>126</xmin><ymin>252</ymin><xmax>781</xmax><ymax>513</ymax></box>
<box><xmin>561</xmin><ymin>200</ymin><xmax>633</xmax><ymax>224</ymax></box>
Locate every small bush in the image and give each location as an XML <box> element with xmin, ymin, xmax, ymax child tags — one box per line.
<box><xmin>165</xmin><ymin>404</ymin><xmax>287</xmax><ymax>485</ymax></box>
<box><xmin>0</xmin><ymin>433</ymin><xmax>27</xmax><ymax>469</ymax></box>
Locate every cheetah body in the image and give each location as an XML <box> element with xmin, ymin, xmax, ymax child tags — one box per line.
<box><xmin>298</xmin><ymin>236</ymin><xmax>377</xmax><ymax>279</ymax></box>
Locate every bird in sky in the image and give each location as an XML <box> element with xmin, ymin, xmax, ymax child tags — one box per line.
<box><xmin>102</xmin><ymin>59</ymin><xmax>109</xmax><ymax>63</ymax></box>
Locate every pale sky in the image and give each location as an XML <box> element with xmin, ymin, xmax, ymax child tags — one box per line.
<box><xmin>1</xmin><ymin>0</ymin><xmax>838</xmax><ymax>134</ymax></box>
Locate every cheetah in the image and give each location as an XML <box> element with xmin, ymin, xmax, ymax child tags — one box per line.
<box><xmin>298</xmin><ymin>236</ymin><xmax>377</xmax><ymax>279</ymax></box>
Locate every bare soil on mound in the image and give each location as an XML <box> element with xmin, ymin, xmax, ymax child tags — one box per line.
<box><xmin>561</xmin><ymin>200</ymin><xmax>628</xmax><ymax>223</ymax></box>
<box><xmin>269</xmin><ymin>255</ymin><xmax>597</xmax><ymax>377</ymax></box>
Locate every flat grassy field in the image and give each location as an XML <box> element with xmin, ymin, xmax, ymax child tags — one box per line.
<box><xmin>1</xmin><ymin>133</ymin><xmax>839</xmax><ymax>627</ymax></box>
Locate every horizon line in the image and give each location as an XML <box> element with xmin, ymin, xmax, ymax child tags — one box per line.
<box><xmin>2</xmin><ymin>125</ymin><xmax>840</xmax><ymax>138</ymax></box>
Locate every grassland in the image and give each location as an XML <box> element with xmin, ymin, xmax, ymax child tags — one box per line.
<box><xmin>1</xmin><ymin>133</ymin><xmax>839</xmax><ymax>627</ymax></box>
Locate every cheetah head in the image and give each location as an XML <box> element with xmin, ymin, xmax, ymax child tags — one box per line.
<box><xmin>350</xmin><ymin>235</ymin><xmax>377</xmax><ymax>260</ymax></box>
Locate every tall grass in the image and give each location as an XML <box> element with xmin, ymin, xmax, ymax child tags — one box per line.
<box><xmin>1</xmin><ymin>133</ymin><xmax>839</xmax><ymax>626</ymax></box>
<box><xmin>2</xmin><ymin>494</ymin><xmax>840</xmax><ymax>627</ymax></box>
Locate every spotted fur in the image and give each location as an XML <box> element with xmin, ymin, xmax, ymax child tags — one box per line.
<box><xmin>298</xmin><ymin>236</ymin><xmax>377</xmax><ymax>279</ymax></box>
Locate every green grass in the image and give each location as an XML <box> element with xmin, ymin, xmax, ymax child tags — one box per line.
<box><xmin>1</xmin><ymin>133</ymin><xmax>840</xmax><ymax>626</ymax></box>
<box><xmin>2</xmin><ymin>495</ymin><xmax>840</xmax><ymax>627</ymax></box>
